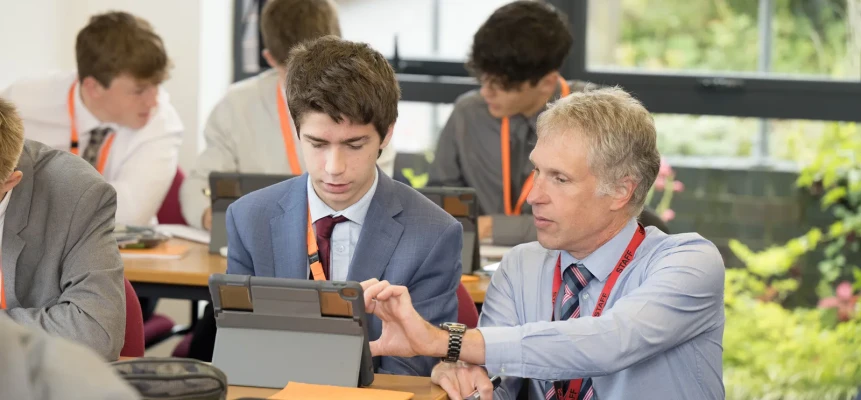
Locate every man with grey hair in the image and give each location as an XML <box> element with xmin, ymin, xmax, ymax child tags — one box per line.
<box><xmin>361</xmin><ymin>87</ymin><xmax>726</xmax><ymax>400</ymax></box>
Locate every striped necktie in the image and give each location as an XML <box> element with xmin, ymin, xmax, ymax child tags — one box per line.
<box><xmin>543</xmin><ymin>263</ymin><xmax>596</xmax><ymax>400</ymax></box>
<box><xmin>80</xmin><ymin>126</ymin><xmax>112</xmax><ymax>168</ymax></box>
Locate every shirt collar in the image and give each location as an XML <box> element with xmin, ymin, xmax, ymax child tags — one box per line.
<box><xmin>560</xmin><ymin>218</ymin><xmax>639</xmax><ymax>282</ymax></box>
<box><xmin>307</xmin><ymin>169</ymin><xmax>379</xmax><ymax>226</ymax></box>
<box><xmin>74</xmin><ymin>82</ymin><xmax>113</xmax><ymax>133</ymax></box>
<box><xmin>0</xmin><ymin>187</ymin><xmax>13</xmax><ymax>220</ymax></box>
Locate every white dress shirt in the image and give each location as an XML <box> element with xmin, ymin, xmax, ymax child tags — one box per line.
<box><xmin>180</xmin><ymin>69</ymin><xmax>396</xmax><ymax>228</ymax></box>
<box><xmin>0</xmin><ymin>188</ymin><xmax>12</xmax><ymax>293</ymax></box>
<box><xmin>1</xmin><ymin>71</ymin><xmax>184</xmax><ymax>226</ymax></box>
<box><xmin>306</xmin><ymin>170</ymin><xmax>379</xmax><ymax>281</ymax></box>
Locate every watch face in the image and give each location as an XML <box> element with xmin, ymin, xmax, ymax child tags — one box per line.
<box><xmin>442</xmin><ymin>322</ymin><xmax>467</xmax><ymax>332</ymax></box>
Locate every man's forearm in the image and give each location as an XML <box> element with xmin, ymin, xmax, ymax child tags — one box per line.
<box><xmin>427</xmin><ymin>327</ymin><xmax>487</xmax><ymax>365</ymax></box>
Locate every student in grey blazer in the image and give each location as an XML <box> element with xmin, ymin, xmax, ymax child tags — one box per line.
<box><xmin>192</xmin><ymin>37</ymin><xmax>462</xmax><ymax>376</ymax></box>
<box><xmin>0</xmin><ymin>98</ymin><xmax>125</xmax><ymax>360</ymax></box>
<box><xmin>0</xmin><ymin>313</ymin><xmax>139</xmax><ymax>400</ymax></box>
<box><xmin>180</xmin><ymin>0</ymin><xmax>395</xmax><ymax>230</ymax></box>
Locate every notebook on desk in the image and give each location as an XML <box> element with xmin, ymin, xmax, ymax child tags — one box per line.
<box><xmin>270</xmin><ymin>382</ymin><xmax>413</xmax><ymax>400</ymax></box>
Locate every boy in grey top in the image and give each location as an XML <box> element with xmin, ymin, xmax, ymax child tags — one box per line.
<box><xmin>429</xmin><ymin>1</ymin><xmax>667</xmax><ymax>246</ymax></box>
<box><xmin>0</xmin><ymin>313</ymin><xmax>139</xmax><ymax>400</ymax></box>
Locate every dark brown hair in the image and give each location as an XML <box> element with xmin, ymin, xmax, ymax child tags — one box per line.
<box><xmin>76</xmin><ymin>11</ymin><xmax>169</xmax><ymax>87</ymax></box>
<box><xmin>261</xmin><ymin>0</ymin><xmax>341</xmax><ymax>67</ymax></box>
<box><xmin>286</xmin><ymin>36</ymin><xmax>400</xmax><ymax>141</ymax></box>
<box><xmin>467</xmin><ymin>1</ymin><xmax>572</xmax><ymax>90</ymax></box>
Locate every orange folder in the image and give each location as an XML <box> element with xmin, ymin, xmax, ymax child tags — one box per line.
<box><xmin>269</xmin><ymin>382</ymin><xmax>414</xmax><ymax>400</ymax></box>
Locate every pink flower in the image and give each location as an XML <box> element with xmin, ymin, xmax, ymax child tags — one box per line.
<box><xmin>673</xmin><ymin>181</ymin><xmax>685</xmax><ymax>192</ymax></box>
<box><xmin>654</xmin><ymin>178</ymin><xmax>666</xmax><ymax>191</ymax></box>
<box><xmin>661</xmin><ymin>209</ymin><xmax>675</xmax><ymax>222</ymax></box>
<box><xmin>818</xmin><ymin>281</ymin><xmax>859</xmax><ymax>322</ymax></box>
<box><xmin>659</xmin><ymin>158</ymin><xmax>672</xmax><ymax>177</ymax></box>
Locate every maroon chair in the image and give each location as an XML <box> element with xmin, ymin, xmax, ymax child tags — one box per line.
<box><xmin>121</xmin><ymin>278</ymin><xmax>145</xmax><ymax>357</ymax></box>
<box><xmin>156</xmin><ymin>168</ymin><xmax>188</xmax><ymax>225</ymax></box>
<box><xmin>144</xmin><ymin>168</ymin><xmax>186</xmax><ymax>346</ymax></box>
<box><xmin>456</xmin><ymin>282</ymin><xmax>479</xmax><ymax>328</ymax></box>
<box><xmin>172</xmin><ymin>333</ymin><xmax>194</xmax><ymax>358</ymax></box>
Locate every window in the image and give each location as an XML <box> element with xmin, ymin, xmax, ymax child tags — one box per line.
<box><xmin>334</xmin><ymin>0</ymin><xmax>512</xmax><ymax>60</ymax></box>
<box><xmin>587</xmin><ymin>0</ymin><xmax>860</xmax><ymax>81</ymax></box>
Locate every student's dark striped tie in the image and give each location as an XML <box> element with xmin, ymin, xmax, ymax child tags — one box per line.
<box><xmin>543</xmin><ymin>264</ymin><xmax>596</xmax><ymax>400</ymax></box>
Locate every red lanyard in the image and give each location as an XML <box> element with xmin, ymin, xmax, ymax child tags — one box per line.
<box><xmin>500</xmin><ymin>77</ymin><xmax>571</xmax><ymax>216</ymax></box>
<box><xmin>276</xmin><ymin>86</ymin><xmax>303</xmax><ymax>175</ymax></box>
<box><xmin>550</xmin><ymin>223</ymin><xmax>647</xmax><ymax>400</ymax></box>
<box><xmin>68</xmin><ymin>82</ymin><xmax>115</xmax><ymax>175</ymax></box>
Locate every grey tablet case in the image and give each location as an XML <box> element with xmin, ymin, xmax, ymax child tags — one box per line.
<box><xmin>208</xmin><ymin>172</ymin><xmax>295</xmax><ymax>253</ymax></box>
<box><xmin>417</xmin><ymin>186</ymin><xmax>480</xmax><ymax>274</ymax></box>
<box><xmin>208</xmin><ymin>274</ymin><xmax>375</xmax><ymax>389</ymax></box>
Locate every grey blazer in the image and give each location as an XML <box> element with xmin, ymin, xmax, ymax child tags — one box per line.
<box><xmin>0</xmin><ymin>313</ymin><xmax>139</xmax><ymax>399</ymax></box>
<box><xmin>1</xmin><ymin>140</ymin><xmax>125</xmax><ymax>360</ymax></box>
<box><xmin>226</xmin><ymin>171</ymin><xmax>463</xmax><ymax>376</ymax></box>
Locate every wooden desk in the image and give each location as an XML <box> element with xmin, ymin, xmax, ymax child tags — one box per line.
<box><xmin>123</xmin><ymin>239</ymin><xmax>226</xmax><ymax>301</ymax></box>
<box><xmin>227</xmin><ymin>374</ymin><xmax>447</xmax><ymax>400</ymax></box>
<box><xmin>124</xmin><ymin>239</ymin><xmax>490</xmax><ymax>304</ymax></box>
<box><xmin>460</xmin><ymin>274</ymin><xmax>491</xmax><ymax>304</ymax></box>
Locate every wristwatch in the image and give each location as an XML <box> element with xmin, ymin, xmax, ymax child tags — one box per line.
<box><xmin>439</xmin><ymin>322</ymin><xmax>467</xmax><ymax>363</ymax></box>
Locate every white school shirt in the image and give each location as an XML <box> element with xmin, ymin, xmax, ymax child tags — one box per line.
<box><xmin>0</xmin><ymin>188</ymin><xmax>12</xmax><ymax>297</ymax></box>
<box><xmin>1</xmin><ymin>71</ymin><xmax>184</xmax><ymax>226</ymax></box>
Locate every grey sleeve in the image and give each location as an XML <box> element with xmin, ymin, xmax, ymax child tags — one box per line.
<box><xmin>180</xmin><ymin>98</ymin><xmax>240</xmax><ymax>229</ymax></box>
<box><xmin>0</xmin><ymin>314</ymin><xmax>140</xmax><ymax>400</ymax></box>
<box><xmin>4</xmin><ymin>182</ymin><xmax>126</xmax><ymax>360</ymax></box>
<box><xmin>491</xmin><ymin>215</ymin><xmax>537</xmax><ymax>246</ymax></box>
<box><xmin>428</xmin><ymin>103</ymin><xmax>467</xmax><ymax>187</ymax></box>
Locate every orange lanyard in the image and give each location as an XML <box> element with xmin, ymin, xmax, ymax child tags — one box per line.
<box><xmin>276</xmin><ymin>86</ymin><xmax>303</xmax><ymax>175</ymax></box>
<box><xmin>306</xmin><ymin>207</ymin><xmax>326</xmax><ymax>281</ymax></box>
<box><xmin>550</xmin><ymin>223</ymin><xmax>646</xmax><ymax>400</ymax></box>
<box><xmin>68</xmin><ymin>82</ymin><xmax>115</xmax><ymax>175</ymax></box>
<box><xmin>501</xmin><ymin>77</ymin><xmax>571</xmax><ymax>216</ymax></box>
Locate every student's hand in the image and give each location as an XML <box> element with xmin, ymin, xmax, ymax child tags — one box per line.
<box><xmin>202</xmin><ymin>207</ymin><xmax>213</xmax><ymax>231</ymax></box>
<box><xmin>478</xmin><ymin>216</ymin><xmax>493</xmax><ymax>241</ymax></box>
<box><xmin>432</xmin><ymin>362</ymin><xmax>494</xmax><ymax>400</ymax></box>
<box><xmin>362</xmin><ymin>282</ymin><xmax>446</xmax><ymax>358</ymax></box>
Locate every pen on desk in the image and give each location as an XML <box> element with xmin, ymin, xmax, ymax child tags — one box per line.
<box><xmin>464</xmin><ymin>375</ymin><xmax>501</xmax><ymax>400</ymax></box>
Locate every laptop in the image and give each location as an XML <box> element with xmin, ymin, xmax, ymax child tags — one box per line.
<box><xmin>208</xmin><ymin>172</ymin><xmax>295</xmax><ymax>253</ymax></box>
<box><xmin>416</xmin><ymin>186</ymin><xmax>480</xmax><ymax>274</ymax></box>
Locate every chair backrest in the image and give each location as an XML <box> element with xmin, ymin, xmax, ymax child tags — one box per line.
<box><xmin>456</xmin><ymin>282</ymin><xmax>479</xmax><ymax>329</ymax></box>
<box><xmin>157</xmin><ymin>168</ymin><xmax>188</xmax><ymax>225</ymax></box>
<box><xmin>121</xmin><ymin>278</ymin><xmax>145</xmax><ymax>357</ymax></box>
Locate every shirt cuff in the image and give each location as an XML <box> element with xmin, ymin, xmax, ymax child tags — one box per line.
<box><xmin>477</xmin><ymin>325</ymin><xmax>523</xmax><ymax>376</ymax></box>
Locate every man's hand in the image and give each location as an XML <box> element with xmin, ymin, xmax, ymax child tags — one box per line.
<box><xmin>432</xmin><ymin>362</ymin><xmax>494</xmax><ymax>400</ymax></box>
<box><xmin>478</xmin><ymin>216</ymin><xmax>493</xmax><ymax>241</ymax></box>
<box><xmin>361</xmin><ymin>280</ymin><xmax>446</xmax><ymax>358</ymax></box>
<box><xmin>202</xmin><ymin>207</ymin><xmax>213</xmax><ymax>231</ymax></box>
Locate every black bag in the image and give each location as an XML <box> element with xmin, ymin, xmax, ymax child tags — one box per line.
<box><xmin>111</xmin><ymin>357</ymin><xmax>228</xmax><ymax>400</ymax></box>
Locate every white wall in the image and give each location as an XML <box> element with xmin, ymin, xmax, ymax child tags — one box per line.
<box><xmin>0</xmin><ymin>0</ymin><xmax>233</xmax><ymax>170</ymax></box>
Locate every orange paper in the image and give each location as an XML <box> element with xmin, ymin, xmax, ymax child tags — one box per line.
<box><xmin>460</xmin><ymin>274</ymin><xmax>480</xmax><ymax>283</ymax></box>
<box><xmin>269</xmin><ymin>382</ymin><xmax>414</xmax><ymax>400</ymax></box>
